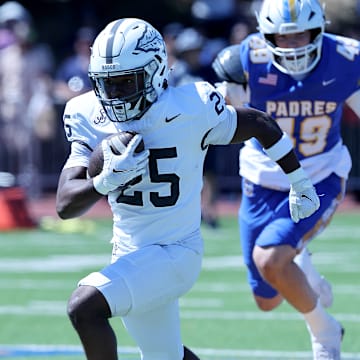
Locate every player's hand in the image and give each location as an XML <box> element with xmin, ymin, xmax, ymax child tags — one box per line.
<box><xmin>93</xmin><ymin>135</ymin><xmax>149</xmax><ymax>195</ymax></box>
<box><xmin>289</xmin><ymin>177</ymin><xmax>320</xmax><ymax>223</ymax></box>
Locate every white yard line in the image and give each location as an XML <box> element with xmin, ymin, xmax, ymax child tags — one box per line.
<box><xmin>0</xmin><ymin>301</ymin><xmax>360</xmax><ymax>323</ymax></box>
<box><xmin>0</xmin><ymin>253</ymin><xmax>359</xmax><ymax>272</ymax></box>
<box><xmin>0</xmin><ymin>344</ymin><xmax>359</xmax><ymax>359</ymax></box>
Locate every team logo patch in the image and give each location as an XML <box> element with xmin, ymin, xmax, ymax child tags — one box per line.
<box><xmin>135</xmin><ymin>25</ymin><xmax>163</xmax><ymax>53</ymax></box>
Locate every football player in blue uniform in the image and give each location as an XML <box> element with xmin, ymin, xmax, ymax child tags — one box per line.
<box><xmin>212</xmin><ymin>0</ymin><xmax>360</xmax><ymax>358</ymax></box>
<box><xmin>56</xmin><ymin>17</ymin><xmax>320</xmax><ymax>360</ymax></box>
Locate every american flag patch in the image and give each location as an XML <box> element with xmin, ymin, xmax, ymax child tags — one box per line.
<box><xmin>258</xmin><ymin>73</ymin><xmax>278</xmax><ymax>86</ymax></box>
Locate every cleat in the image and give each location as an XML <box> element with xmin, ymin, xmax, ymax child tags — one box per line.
<box><xmin>311</xmin><ymin>321</ymin><xmax>344</xmax><ymax>360</ymax></box>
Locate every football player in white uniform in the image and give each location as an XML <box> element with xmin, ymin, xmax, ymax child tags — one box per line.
<box><xmin>56</xmin><ymin>18</ymin><xmax>320</xmax><ymax>360</ymax></box>
<box><xmin>211</xmin><ymin>0</ymin><xmax>360</xmax><ymax>358</ymax></box>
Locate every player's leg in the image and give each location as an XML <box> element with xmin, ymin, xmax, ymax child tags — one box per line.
<box><xmin>67</xmin><ymin>284</ymin><xmax>126</xmax><ymax>360</ymax></box>
<box><xmin>183</xmin><ymin>346</ymin><xmax>201</xmax><ymax>360</ymax></box>
<box><xmin>69</xmin><ymin>241</ymin><xmax>201</xmax><ymax>360</ymax></box>
<box><xmin>303</xmin><ymin>175</ymin><xmax>346</xmax><ymax>359</ymax></box>
<box><xmin>122</xmin><ymin>300</ymin><xmax>200</xmax><ymax>360</ymax></box>
<box><xmin>240</xmin><ymin>176</ymin><xmax>338</xmax><ymax>311</ymax></box>
<box><xmin>253</xmin><ymin>243</ymin><xmax>318</xmax><ymax>312</ymax></box>
<box><xmin>240</xmin><ymin>179</ymin><xmax>315</xmax><ymax>311</ymax></box>
<box><xmin>252</xmin><ymin>232</ymin><xmax>343</xmax><ymax>360</ymax></box>
<box><xmin>240</xmin><ymin>175</ymin><xmax>344</xmax><ymax>358</ymax></box>
<box><xmin>239</xmin><ymin>179</ymin><xmax>284</xmax><ymax>311</ymax></box>
<box><xmin>116</xmin><ymin>242</ymin><xmax>202</xmax><ymax>360</ymax></box>
<box><xmin>118</xmin><ymin>244</ymin><xmax>201</xmax><ymax>359</ymax></box>
<box><xmin>294</xmin><ymin>247</ymin><xmax>333</xmax><ymax>308</ymax></box>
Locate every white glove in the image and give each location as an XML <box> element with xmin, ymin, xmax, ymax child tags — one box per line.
<box><xmin>288</xmin><ymin>168</ymin><xmax>320</xmax><ymax>223</ymax></box>
<box><xmin>93</xmin><ymin>134</ymin><xmax>149</xmax><ymax>195</ymax></box>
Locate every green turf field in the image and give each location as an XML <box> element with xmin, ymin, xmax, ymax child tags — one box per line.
<box><xmin>0</xmin><ymin>212</ymin><xmax>359</xmax><ymax>359</ymax></box>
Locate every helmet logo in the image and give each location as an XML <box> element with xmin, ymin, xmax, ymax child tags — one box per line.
<box><xmin>135</xmin><ymin>24</ymin><xmax>163</xmax><ymax>54</ymax></box>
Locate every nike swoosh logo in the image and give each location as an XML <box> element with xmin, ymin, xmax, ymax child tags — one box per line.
<box><xmin>301</xmin><ymin>194</ymin><xmax>312</xmax><ymax>201</ymax></box>
<box><xmin>113</xmin><ymin>169</ymin><xmax>127</xmax><ymax>173</ymax></box>
<box><xmin>165</xmin><ymin>113</ymin><xmax>181</xmax><ymax>122</ymax></box>
<box><xmin>322</xmin><ymin>78</ymin><xmax>336</xmax><ymax>86</ymax></box>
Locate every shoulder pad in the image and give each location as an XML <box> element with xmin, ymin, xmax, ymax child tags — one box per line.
<box><xmin>212</xmin><ymin>44</ymin><xmax>247</xmax><ymax>85</ymax></box>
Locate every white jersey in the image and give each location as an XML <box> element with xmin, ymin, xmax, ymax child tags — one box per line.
<box><xmin>62</xmin><ymin>82</ymin><xmax>237</xmax><ymax>255</ymax></box>
<box><xmin>240</xmin><ymin>140</ymin><xmax>352</xmax><ymax>191</ymax></box>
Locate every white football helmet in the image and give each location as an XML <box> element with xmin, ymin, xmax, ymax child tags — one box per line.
<box><xmin>89</xmin><ymin>18</ymin><xmax>168</xmax><ymax>122</ymax></box>
<box><xmin>257</xmin><ymin>0</ymin><xmax>326</xmax><ymax>76</ymax></box>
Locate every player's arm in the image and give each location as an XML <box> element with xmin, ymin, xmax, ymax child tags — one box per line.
<box><xmin>56</xmin><ymin>166</ymin><xmax>103</xmax><ymax>219</ymax></box>
<box><xmin>231</xmin><ymin>107</ymin><xmax>299</xmax><ymax>174</ymax></box>
<box><xmin>56</xmin><ymin>135</ymin><xmax>148</xmax><ymax>219</ymax></box>
<box><xmin>231</xmin><ymin>106</ymin><xmax>320</xmax><ymax>222</ymax></box>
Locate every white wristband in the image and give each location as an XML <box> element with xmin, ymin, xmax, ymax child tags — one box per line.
<box><xmin>287</xmin><ymin>166</ymin><xmax>307</xmax><ymax>184</ymax></box>
<box><xmin>264</xmin><ymin>133</ymin><xmax>293</xmax><ymax>162</ymax></box>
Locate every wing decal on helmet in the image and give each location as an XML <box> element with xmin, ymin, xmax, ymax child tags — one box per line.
<box><xmin>135</xmin><ymin>24</ymin><xmax>163</xmax><ymax>54</ymax></box>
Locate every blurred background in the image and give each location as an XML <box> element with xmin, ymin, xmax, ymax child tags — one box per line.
<box><xmin>0</xmin><ymin>2</ymin><xmax>360</xmax><ymax>358</ymax></box>
<box><xmin>0</xmin><ymin>0</ymin><xmax>360</xmax><ymax>206</ymax></box>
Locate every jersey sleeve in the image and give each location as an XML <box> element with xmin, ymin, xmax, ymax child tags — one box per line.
<box><xmin>62</xmin><ymin>141</ymin><xmax>92</xmax><ymax>169</ymax></box>
<box><xmin>62</xmin><ymin>92</ymin><xmax>99</xmax><ymax>150</ymax></box>
<box><xmin>61</xmin><ymin>92</ymin><xmax>100</xmax><ymax>169</ymax></box>
<box><xmin>329</xmin><ymin>35</ymin><xmax>360</xmax><ymax>95</ymax></box>
<box><xmin>205</xmin><ymin>105</ymin><xmax>237</xmax><ymax>145</ymax></box>
<box><xmin>193</xmin><ymin>82</ymin><xmax>237</xmax><ymax>146</ymax></box>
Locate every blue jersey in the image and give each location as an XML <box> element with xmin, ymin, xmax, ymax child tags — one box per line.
<box><xmin>238</xmin><ymin>33</ymin><xmax>358</xmax><ymax>188</ymax></box>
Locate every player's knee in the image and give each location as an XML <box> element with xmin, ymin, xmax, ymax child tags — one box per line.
<box><xmin>67</xmin><ymin>285</ymin><xmax>111</xmax><ymax>327</ymax></box>
<box><xmin>254</xmin><ymin>294</ymin><xmax>283</xmax><ymax>311</ymax></box>
<box><xmin>253</xmin><ymin>247</ymin><xmax>285</xmax><ymax>282</ymax></box>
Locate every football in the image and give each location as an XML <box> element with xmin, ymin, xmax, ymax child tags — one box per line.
<box><xmin>87</xmin><ymin>131</ymin><xmax>145</xmax><ymax>178</ymax></box>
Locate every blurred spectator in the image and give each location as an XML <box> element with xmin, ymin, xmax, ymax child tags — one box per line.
<box><xmin>0</xmin><ymin>1</ymin><xmax>56</xmax><ymax>197</ymax></box>
<box><xmin>169</xmin><ymin>27</ymin><xmax>218</xmax><ymax>85</ymax></box>
<box><xmin>191</xmin><ymin>0</ymin><xmax>237</xmax><ymax>39</ymax></box>
<box><xmin>53</xmin><ymin>26</ymin><xmax>96</xmax><ymax>104</ymax></box>
<box><xmin>199</xmin><ymin>37</ymin><xmax>227</xmax><ymax>70</ymax></box>
<box><xmin>162</xmin><ymin>22</ymin><xmax>184</xmax><ymax>69</ymax></box>
<box><xmin>228</xmin><ymin>21</ymin><xmax>251</xmax><ymax>45</ymax></box>
<box><xmin>168</xmin><ymin>27</ymin><xmax>207</xmax><ymax>86</ymax></box>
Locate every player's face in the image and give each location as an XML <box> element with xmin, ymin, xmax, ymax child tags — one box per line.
<box><xmin>274</xmin><ymin>30</ymin><xmax>311</xmax><ymax>49</ymax></box>
<box><xmin>102</xmin><ymin>73</ymin><xmax>145</xmax><ymax>100</ymax></box>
